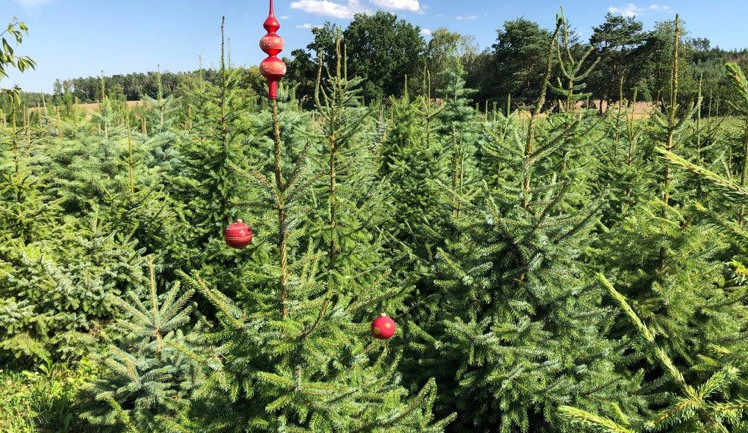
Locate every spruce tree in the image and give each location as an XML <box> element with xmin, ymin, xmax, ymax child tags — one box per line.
<box><xmin>377</xmin><ymin>75</ymin><xmax>452</xmax><ymax>299</ymax></box>
<box><xmin>550</xmin><ymin>9</ymin><xmax>599</xmax><ymax>112</ymax></box>
<box><xmin>0</xmin><ymin>99</ymin><xmax>148</xmax><ymax>363</ymax></box>
<box><xmin>596</xmin><ymin>16</ymin><xmax>747</xmax><ymax>376</ymax></box>
<box><xmin>308</xmin><ymin>39</ymin><xmax>392</xmax><ymax>300</ymax></box>
<box><xmin>174</xmin><ymin>31</ymin><xmax>452</xmax><ymax>432</ymax></box>
<box><xmin>165</xmin><ymin>19</ymin><xmax>252</xmax><ymax>251</ymax></box>
<box><xmin>586</xmin><ymin>19</ymin><xmax>748</xmax><ymax>433</ymax></box>
<box><xmin>404</xmin><ymin>19</ymin><xmax>643</xmax><ymax>432</ymax></box>
<box><xmin>560</xmin><ymin>274</ymin><xmax>748</xmax><ymax>432</ymax></box>
<box><xmin>81</xmin><ymin>258</ymin><xmax>198</xmax><ymax>433</ymax></box>
<box><xmin>162</xmin><ymin>18</ymin><xmax>263</xmax><ymax>297</ymax></box>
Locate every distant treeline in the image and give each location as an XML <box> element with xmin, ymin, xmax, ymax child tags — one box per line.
<box><xmin>15</xmin><ymin>11</ymin><xmax>748</xmax><ymax>114</ymax></box>
<box><xmin>281</xmin><ymin>11</ymin><xmax>748</xmax><ymax>113</ymax></box>
<box><xmin>19</xmin><ymin>67</ymin><xmax>267</xmax><ymax>107</ymax></box>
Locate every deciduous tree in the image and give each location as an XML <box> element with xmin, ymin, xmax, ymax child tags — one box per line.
<box><xmin>343</xmin><ymin>11</ymin><xmax>425</xmax><ymax>102</ymax></box>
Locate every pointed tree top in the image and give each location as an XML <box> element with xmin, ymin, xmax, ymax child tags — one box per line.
<box><xmin>264</xmin><ymin>0</ymin><xmax>280</xmax><ymax>33</ymax></box>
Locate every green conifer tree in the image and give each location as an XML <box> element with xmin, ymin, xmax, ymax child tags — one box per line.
<box><xmin>165</xmin><ymin>19</ymin><xmax>254</xmax><ymax>257</ymax></box>
<box><xmin>81</xmin><ymin>257</ymin><xmax>198</xmax><ymax>433</ymax></box>
<box><xmin>308</xmin><ymin>39</ymin><xmax>392</xmax><ymax>299</ymax></box>
<box><xmin>176</xmin><ymin>38</ymin><xmax>452</xmax><ymax>432</ymax></box>
<box><xmin>587</xmin><ymin>20</ymin><xmax>748</xmax><ymax>432</ymax></box>
<box><xmin>404</xmin><ymin>19</ymin><xmax>644</xmax><ymax>432</ymax></box>
<box><xmin>377</xmin><ymin>76</ymin><xmax>452</xmax><ymax>299</ymax></box>
<box><xmin>0</xmin><ymin>97</ymin><xmax>148</xmax><ymax>363</ymax></box>
<box><xmin>560</xmin><ymin>274</ymin><xmax>748</xmax><ymax>432</ymax></box>
<box><xmin>595</xmin><ymin>16</ymin><xmax>746</xmax><ymax>376</ymax></box>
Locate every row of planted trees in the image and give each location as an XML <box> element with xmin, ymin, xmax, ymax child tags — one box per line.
<box><xmin>3</xmin><ymin>13</ymin><xmax>748</xmax><ymax>433</ymax></box>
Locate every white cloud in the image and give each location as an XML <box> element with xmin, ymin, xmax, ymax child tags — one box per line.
<box><xmin>608</xmin><ymin>3</ymin><xmax>639</xmax><ymax>17</ymax></box>
<box><xmin>369</xmin><ymin>0</ymin><xmax>422</xmax><ymax>13</ymax></box>
<box><xmin>296</xmin><ymin>23</ymin><xmax>321</xmax><ymax>29</ymax></box>
<box><xmin>291</xmin><ymin>0</ymin><xmax>425</xmax><ymax>19</ymax></box>
<box><xmin>280</xmin><ymin>15</ymin><xmax>291</xmax><ymax>19</ymax></box>
<box><xmin>420</xmin><ymin>28</ymin><xmax>432</xmax><ymax>36</ymax></box>
<box><xmin>456</xmin><ymin>15</ymin><xmax>478</xmax><ymax>21</ymax></box>
<box><xmin>608</xmin><ymin>3</ymin><xmax>670</xmax><ymax>17</ymax></box>
<box><xmin>290</xmin><ymin>0</ymin><xmax>370</xmax><ymax>19</ymax></box>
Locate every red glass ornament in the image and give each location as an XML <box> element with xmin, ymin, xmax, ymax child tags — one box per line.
<box><xmin>260</xmin><ymin>56</ymin><xmax>287</xmax><ymax>81</ymax></box>
<box><xmin>260</xmin><ymin>33</ymin><xmax>284</xmax><ymax>56</ymax></box>
<box><xmin>260</xmin><ymin>0</ymin><xmax>286</xmax><ymax>99</ymax></box>
<box><xmin>224</xmin><ymin>219</ymin><xmax>253</xmax><ymax>249</ymax></box>
<box><xmin>371</xmin><ymin>314</ymin><xmax>396</xmax><ymax>339</ymax></box>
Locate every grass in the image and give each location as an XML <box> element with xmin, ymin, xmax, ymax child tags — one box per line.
<box><xmin>0</xmin><ymin>360</ymin><xmax>98</xmax><ymax>433</ymax></box>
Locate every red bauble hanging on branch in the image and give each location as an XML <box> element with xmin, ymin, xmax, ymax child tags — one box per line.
<box><xmin>224</xmin><ymin>219</ymin><xmax>253</xmax><ymax>249</ymax></box>
<box><xmin>371</xmin><ymin>313</ymin><xmax>396</xmax><ymax>339</ymax></box>
<box><xmin>259</xmin><ymin>0</ymin><xmax>286</xmax><ymax>99</ymax></box>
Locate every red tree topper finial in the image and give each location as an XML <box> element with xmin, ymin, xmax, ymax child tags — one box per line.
<box><xmin>259</xmin><ymin>0</ymin><xmax>286</xmax><ymax>99</ymax></box>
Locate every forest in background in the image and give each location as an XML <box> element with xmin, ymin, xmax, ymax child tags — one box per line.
<box><xmin>8</xmin><ymin>10</ymin><xmax>748</xmax><ymax>116</ymax></box>
<box><xmin>3</xmin><ymin>9</ymin><xmax>748</xmax><ymax>433</ymax></box>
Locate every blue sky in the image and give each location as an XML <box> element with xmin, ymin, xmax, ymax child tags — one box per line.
<box><xmin>3</xmin><ymin>0</ymin><xmax>747</xmax><ymax>93</ymax></box>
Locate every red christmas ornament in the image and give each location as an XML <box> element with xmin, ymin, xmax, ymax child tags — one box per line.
<box><xmin>371</xmin><ymin>313</ymin><xmax>396</xmax><ymax>340</ymax></box>
<box><xmin>260</xmin><ymin>57</ymin><xmax>287</xmax><ymax>83</ymax></box>
<box><xmin>259</xmin><ymin>0</ymin><xmax>286</xmax><ymax>99</ymax></box>
<box><xmin>224</xmin><ymin>219</ymin><xmax>253</xmax><ymax>249</ymax></box>
<box><xmin>260</xmin><ymin>33</ymin><xmax>284</xmax><ymax>56</ymax></box>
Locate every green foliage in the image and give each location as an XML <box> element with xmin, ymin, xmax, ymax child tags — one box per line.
<box><xmin>492</xmin><ymin>18</ymin><xmax>555</xmax><ymax>107</ymax></box>
<box><xmin>170</xmin><ymin>42</ymin><xmax>453</xmax><ymax>432</ymax></box>
<box><xmin>405</xmin><ymin>94</ymin><xmax>635</xmax><ymax>433</ymax></box>
<box><xmin>551</xmin><ymin>9</ymin><xmax>600</xmax><ymax>110</ymax></box>
<box><xmin>80</xmin><ymin>258</ymin><xmax>198</xmax><ymax>433</ymax></box>
<box><xmin>0</xmin><ymin>19</ymin><xmax>36</xmax><ymax>104</ymax></box>
<box><xmin>0</xmin><ymin>361</ymin><xmax>98</xmax><ymax>433</ymax></box>
<box><xmin>0</xmin><ymin>223</ymin><xmax>147</xmax><ymax>362</ymax></box>
<box><xmin>343</xmin><ymin>11</ymin><xmax>425</xmax><ymax>101</ymax></box>
<box><xmin>4</xmin><ymin>12</ymin><xmax>748</xmax><ymax>433</ymax></box>
<box><xmin>560</xmin><ymin>275</ymin><xmax>748</xmax><ymax>433</ymax></box>
<box><xmin>309</xmin><ymin>38</ymin><xmax>389</xmax><ymax>295</ymax></box>
<box><xmin>588</xmin><ymin>13</ymin><xmax>647</xmax><ymax>106</ymax></box>
<box><xmin>423</xmin><ymin>28</ymin><xmax>478</xmax><ymax>100</ymax></box>
<box><xmin>296</xmin><ymin>11</ymin><xmax>425</xmax><ymax>103</ymax></box>
<box><xmin>183</xmin><ymin>273</ymin><xmax>453</xmax><ymax>432</ymax></box>
<box><xmin>379</xmin><ymin>93</ymin><xmax>450</xmax><ymax>265</ymax></box>
<box><xmin>726</xmin><ymin>62</ymin><xmax>748</xmax><ymax>108</ymax></box>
